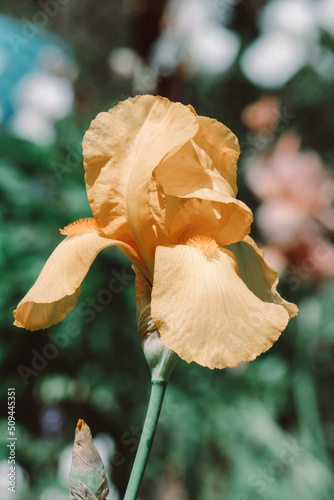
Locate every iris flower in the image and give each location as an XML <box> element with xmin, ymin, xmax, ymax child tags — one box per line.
<box><xmin>13</xmin><ymin>95</ymin><xmax>297</xmax><ymax>369</ymax></box>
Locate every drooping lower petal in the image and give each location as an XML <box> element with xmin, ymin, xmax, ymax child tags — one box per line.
<box><xmin>151</xmin><ymin>242</ymin><xmax>290</xmax><ymax>369</ymax></box>
<box><xmin>13</xmin><ymin>219</ymin><xmax>147</xmax><ymax>331</ymax></box>
<box><xmin>226</xmin><ymin>236</ymin><xmax>298</xmax><ymax>317</ymax></box>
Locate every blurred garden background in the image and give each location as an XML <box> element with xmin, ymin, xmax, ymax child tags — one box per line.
<box><xmin>1</xmin><ymin>0</ymin><xmax>334</xmax><ymax>498</ymax></box>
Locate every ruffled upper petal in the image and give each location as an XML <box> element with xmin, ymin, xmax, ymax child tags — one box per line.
<box><xmin>153</xmin><ymin>140</ymin><xmax>236</xmax><ymax>199</ymax></box>
<box><xmin>194</xmin><ymin>116</ymin><xmax>240</xmax><ymax>195</ymax></box>
<box><xmin>166</xmin><ymin>197</ymin><xmax>253</xmax><ymax>247</ymax></box>
<box><xmin>149</xmin><ymin>188</ymin><xmax>252</xmax><ymax>247</ymax></box>
<box><xmin>152</xmin><ymin>119</ymin><xmax>251</xmax><ymax>247</ymax></box>
<box><xmin>226</xmin><ymin>236</ymin><xmax>298</xmax><ymax>318</ymax></box>
<box><xmin>155</xmin><ymin>116</ymin><xmax>240</xmax><ymax>195</ymax></box>
<box><xmin>13</xmin><ymin>218</ymin><xmax>146</xmax><ymax>331</ymax></box>
<box><xmin>83</xmin><ymin>95</ymin><xmax>198</xmax><ymax>270</ymax></box>
<box><xmin>151</xmin><ymin>242</ymin><xmax>290</xmax><ymax>369</ymax></box>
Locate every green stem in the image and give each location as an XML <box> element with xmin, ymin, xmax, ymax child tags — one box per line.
<box><xmin>123</xmin><ymin>381</ymin><xmax>167</xmax><ymax>500</ymax></box>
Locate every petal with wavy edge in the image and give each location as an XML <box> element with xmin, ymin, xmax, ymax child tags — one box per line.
<box><xmin>155</xmin><ymin>116</ymin><xmax>240</xmax><ymax>196</ymax></box>
<box><xmin>194</xmin><ymin>116</ymin><xmax>240</xmax><ymax>194</ymax></box>
<box><xmin>126</xmin><ymin>98</ymin><xmax>199</xmax><ymax>268</ymax></box>
<box><xmin>227</xmin><ymin>236</ymin><xmax>298</xmax><ymax>317</ymax></box>
<box><xmin>152</xmin><ymin>135</ymin><xmax>251</xmax><ymax>246</ymax></box>
<box><xmin>148</xmin><ymin>190</ymin><xmax>252</xmax><ymax>248</ymax></box>
<box><xmin>151</xmin><ymin>244</ymin><xmax>290</xmax><ymax>369</ymax></box>
<box><xmin>165</xmin><ymin>197</ymin><xmax>252</xmax><ymax>247</ymax></box>
<box><xmin>154</xmin><ymin>140</ymin><xmax>235</xmax><ymax>199</ymax></box>
<box><xmin>148</xmin><ymin>177</ymin><xmax>253</xmax><ymax>248</ymax></box>
<box><xmin>83</xmin><ymin>95</ymin><xmax>198</xmax><ymax>270</ymax></box>
<box><xmin>13</xmin><ymin>219</ymin><xmax>146</xmax><ymax>331</ymax></box>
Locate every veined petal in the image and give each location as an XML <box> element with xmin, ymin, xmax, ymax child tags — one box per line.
<box><xmin>152</xmin><ymin>123</ymin><xmax>251</xmax><ymax>246</ymax></box>
<box><xmin>154</xmin><ymin>141</ymin><xmax>236</xmax><ymax>199</ymax></box>
<box><xmin>194</xmin><ymin>116</ymin><xmax>240</xmax><ymax>194</ymax></box>
<box><xmin>126</xmin><ymin>98</ymin><xmax>199</xmax><ymax>268</ymax></box>
<box><xmin>155</xmin><ymin>116</ymin><xmax>240</xmax><ymax>198</ymax></box>
<box><xmin>60</xmin><ymin>219</ymin><xmax>150</xmax><ymax>279</ymax></box>
<box><xmin>227</xmin><ymin>236</ymin><xmax>298</xmax><ymax>317</ymax></box>
<box><xmin>13</xmin><ymin>219</ymin><xmax>147</xmax><ymax>331</ymax></box>
<box><xmin>166</xmin><ymin>197</ymin><xmax>252</xmax><ymax>247</ymax></box>
<box><xmin>83</xmin><ymin>95</ymin><xmax>198</xmax><ymax>270</ymax></box>
<box><xmin>151</xmin><ymin>243</ymin><xmax>289</xmax><ymax>369</ymax></box>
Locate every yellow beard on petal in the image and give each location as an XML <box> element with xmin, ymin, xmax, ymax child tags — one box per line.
<box><xmin>60</xmin><ymin>218</ymin><xmax>102</xmax><ymax>236</ymax></box>
<box><xmin>185</xmin><ymin>234</ymin><xmax>219</xmax><ymax>258</ymax></box>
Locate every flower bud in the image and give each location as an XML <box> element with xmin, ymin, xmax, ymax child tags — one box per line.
<box><xmin>69</xmin><ymin>419</ymin><xmax>109</xmax><ymax>500</ymax></box>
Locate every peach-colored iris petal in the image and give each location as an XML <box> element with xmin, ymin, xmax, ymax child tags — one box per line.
<box><xmin>152</xmin><ymin>119</ymin><xmax>250</xmax><ymax>246</ymax></box>
<box><xmin>154</xmin><ymin>142</ymin><xmax>235</xmax><ymax>198</ymax></box>
<box><xmin>153</xmin><ymin>148</ymin><xmax>253</xmax><ymax>246</ymax></box>
<box><xmin>151</xmin><ymin>244</ymin><xmax>289</xmax><ymax>369</ymax></box>
<box><xmin>13</xmin><ymin>219</ymin><xmax>145</xmax><ymax>331</ymax></box>
<box><xmin>227</xmin><ymin>236</ymin><xmax>298</xmax><ymax>318</ymax></box>
<box><xmin>13</xmin><ymin>95</ymin><xmax>297</xmax><ymax>361</ymax></box>
<box><xmin>194</xmin><ymin>116</ymin><xmax>240</xmax><ymax>195</ymax></box>
<box><xmin>83</xmin><ymin>95</ymin><xmax>198</xmax><ymax>270</ymax></box>
<box><xmin>166</xmin><ymin>197</ymin><xmax>253</xmax><ymax>247</ymax></box>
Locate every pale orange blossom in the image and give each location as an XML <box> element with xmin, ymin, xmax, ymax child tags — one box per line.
<box><xmin>13</xmin><ymin>95</ymin><xmax>297</xmax><ymax>369</ymax></box>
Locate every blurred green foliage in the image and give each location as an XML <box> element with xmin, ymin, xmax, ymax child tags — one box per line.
<box><xmin>1</xmin><ymin>1</ymin><xmax>334</xmax><ymax>499</ymax></box>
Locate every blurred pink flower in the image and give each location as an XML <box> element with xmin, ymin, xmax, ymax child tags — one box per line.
<box><xmin>247</xmin><ymin>133</ymin><xmax>334</xmax><ymax>216</ymax></box>
<box><xmin>242</xmin><ymin>95</ymin><xmax>280</xmax><ymax>132</ymax></box>
<box><xmin>246</xmin><ymin>132</ymin><xmax>334</xmax><ymax>279</ymax></box>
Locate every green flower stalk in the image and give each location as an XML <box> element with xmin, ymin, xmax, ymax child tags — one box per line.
<box><xmin>122</xmin><ymin>270</ymin><xmax>178</xmax><ymax>500</ymax></box>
